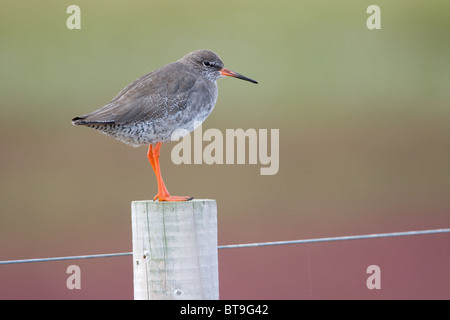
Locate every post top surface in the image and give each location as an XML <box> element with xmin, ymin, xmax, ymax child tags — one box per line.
<box><xmin>132</xmin><ymin>199</ymin><xmax>215</xmax><ymax>204</ymax></box>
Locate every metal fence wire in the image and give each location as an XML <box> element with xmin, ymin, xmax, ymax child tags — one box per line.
<box><xmin>1</xmin><ymin>228</ymin><xmax>449</xmax><ymax>265</ymax></box>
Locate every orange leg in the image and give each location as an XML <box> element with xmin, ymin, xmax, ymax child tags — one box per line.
<box><xmin>147</xmin><ymin>144</ymin><xmax>169</xmax><ymax>198</ymax></box>
<box><xmin>147</xmin><ymin>143</ymin><xmax>192</xmax><ymax>202</ymax></box>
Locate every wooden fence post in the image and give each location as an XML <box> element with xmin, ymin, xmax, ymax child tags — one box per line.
<box><xmin>131</xmin><ymin>199</ymin><xmax>219</xmax><ymax>300</ymax></box>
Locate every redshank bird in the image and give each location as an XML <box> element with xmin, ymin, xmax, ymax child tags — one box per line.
<box><xmin>72</xmin><ymin>49</ymin><xmax>257</xmax><ymax>201</ymax></box>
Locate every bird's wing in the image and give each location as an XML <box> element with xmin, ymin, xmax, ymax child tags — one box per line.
<box><xmin>73</xmin><ymin>63</ymin><xmax>197</xmax><ymax>125</ymax></box>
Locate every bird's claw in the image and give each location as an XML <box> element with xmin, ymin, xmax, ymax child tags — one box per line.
<box><xmin>153</xmin><ymin>194</ymin><xmax>193</xmax><ymax>202</ymax></box>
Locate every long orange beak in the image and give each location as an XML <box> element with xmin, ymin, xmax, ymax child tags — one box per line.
<box><xmin>220</xmin><ymin>68</ymin><xmax>258</xmax><ymax>84</ymax></box>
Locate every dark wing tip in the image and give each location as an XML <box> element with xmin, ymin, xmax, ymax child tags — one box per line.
<box><xmin>71</xmin><ymin>116</ymin><xmax>115</xmax><ymax>126</ymax></box>
<box><xmin>71</xmin><ymin>116</ymin><xmax>85</xmax><ymax>126</ymax></box>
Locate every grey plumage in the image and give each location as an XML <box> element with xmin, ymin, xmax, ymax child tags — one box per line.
<box><xmin>72</xmin><ymin>49</ymin><xmax>257</xmax><ymax>147</ymax></box>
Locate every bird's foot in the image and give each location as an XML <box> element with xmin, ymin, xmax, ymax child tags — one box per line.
<box><xmin>153</xmin><ymin>193</ymin><xmax>193</xmax><ymax>202</ymax></box>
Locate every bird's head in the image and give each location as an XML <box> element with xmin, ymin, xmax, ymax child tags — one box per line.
<box><xmin>180</xmin><ymin>49</ymin><xmax>258</xmax><ymax>84</ymax></box>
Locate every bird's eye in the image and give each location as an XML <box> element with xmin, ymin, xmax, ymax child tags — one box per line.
<box><xmin>203</xmin><ymin>61</ymin><xmax>211</xmax><ymax>67</ymax></box>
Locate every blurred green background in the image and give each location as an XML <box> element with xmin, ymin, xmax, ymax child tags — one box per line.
<box><xmin>1</xmin><ymin>0</ymin><xmax>449</xmax><ymax>299</ymax></box>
